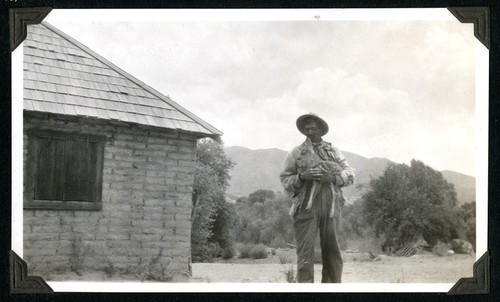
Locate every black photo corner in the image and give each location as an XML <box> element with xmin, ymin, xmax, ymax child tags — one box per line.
<box><xmin>0</xmin><ymin>0</ymin><xmax>499</xmax><ymax>301</ymax></box>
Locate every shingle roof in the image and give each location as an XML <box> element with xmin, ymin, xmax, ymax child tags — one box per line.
<box><xmin>23</xmin><ymin>22</ymin><xmax>222</xmax><ymax>138</ymax></box>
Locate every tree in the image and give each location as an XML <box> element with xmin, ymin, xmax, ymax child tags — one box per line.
<box><xmin>233</xmin><ymin>190</ymin><xmax>295</xmax><ymax>247</ymax></box>
<box><xmin>248</xmin><ymin>190</ymin><xmax>276</xmax><ymax>204</ymax></box>
<box><xmin>191</xmin><ymin>138</ymin><xmax>235</xmax><ymax>262</ymax></box>
<box><xmin>459</xmin><ymin>201</ymin><xmax>476</xmax><ymax>250</ymax></box>
<box><xmin>210</xmin><ymin>201</ymin><xmax>237</xmax><ymax>256</ymax></box>
<box><xmin>339</xmin><ymin>199</ymin><xmax>372</xmax><ymax>249</ymax></box>
<box><xmin>362</xmin><ymin>159</ymin><xmax>462</xmax><ymax>252</ymax></box>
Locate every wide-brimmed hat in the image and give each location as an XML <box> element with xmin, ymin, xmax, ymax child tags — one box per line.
<box><xmin>296</xmin><ymin>113</ymin><xmax>329</xmax><ymax>137</ymax></box>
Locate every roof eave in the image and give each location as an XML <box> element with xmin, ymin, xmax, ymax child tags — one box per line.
<box><xmin>24</xmin><ymin>109</ymin><xmax>223</xmax><ymax>139</ymax></box>
<box><xmin>39</xmin><ymin>21</ymin><xmax>223</xmax><ymax>137</ymax></box>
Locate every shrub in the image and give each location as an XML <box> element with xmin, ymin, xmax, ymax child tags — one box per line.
<box><xmin>271</xmin><ymin>248</ymin><xmax>276</xmax><ymax>256</ymax></box>
<box><xmin>136</xmin><ymin>249</ymin><xmax>175</xmax><ymax>282</ymax></box>
<box><xmin>278</xmin><ymin>253</ymin><xmax>291</xmax><ymax>264</ymax></box>
<box><xmin>283</xmin><ymin>264</ymin><xmax>296</xmax><ymax>283</ymax></box>
<box><xmin>192</xmin><ymin>242</ymin><xmax>223</xmax><ymax>262</ymax></box>
<box><xmin>270</xmin><ymin>237</ymin><xmax>288</xmax><ymax>249</ymax></box>
<box><xmin>363</xmin><ymin>160</ymin><xmax>462</xmax><ymax>251</ymax></box>
<box><xmin>459</xmin><ymin>202</ymin><xmax>476</xmax><ymax>251</ymax></box>
<box><xmin>191</xmin><ymin>139</ymin><xmax>236</xmax><ymax>264</ymax></box>
<box><xmin>432</xmin><ymin>241</ymin><xmax>453</xmax><ymax>257</ymax></box>
<box><xmin>103</xmin><ymin>260</ymin><xmax>115</xmax><ymax>278</ymax></box>
<box><xmin>222</xmin><ymin>246</ymin><xmax>235</xmax><ymax>259</ymax></box>
<box><xmin>69</xmin><ymin>234</ymin><xmax>90</xmax><ymax>276</ymax></box>
<box><xmin>238</xmin><ymin>243</ymin><xmax>253</xmax><ymax>259</ymax></box>
<box><xmin>232</xmin><ymin>191</ymin><xmax>295</xmax><ymax>248</ymax></box>
<box><xmin>249</xmin><ymin>244</ymin><xmax>268</xmax><ymax>259</ymax></box>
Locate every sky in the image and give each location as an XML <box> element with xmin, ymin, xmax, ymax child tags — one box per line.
<box><xmin>43</xmin><ymin>9</ymin><xmax>483</xmax><ymax>176</ymax></box>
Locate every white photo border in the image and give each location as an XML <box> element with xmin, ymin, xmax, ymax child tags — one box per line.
<box><xmin>11</xmin><ymin>7</ymin><xmax>489</xmax><ymax>293</ymax></box>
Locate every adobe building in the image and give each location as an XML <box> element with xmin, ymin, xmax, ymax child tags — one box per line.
<box><xmin>22</xmin><ymin>22</ymin><xmax>222</xmax><ymax>280</ymax></box>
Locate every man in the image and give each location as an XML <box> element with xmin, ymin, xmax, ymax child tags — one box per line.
<box><xmin>280</xmin><ymin>113</ymin><xmax>354</xmax><ymax>283</ymax></box>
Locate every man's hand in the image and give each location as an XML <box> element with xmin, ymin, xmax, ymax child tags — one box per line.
<box><xmin>299</xmin><ymin>169</ymin><xmax>314</xmax><ymax>182</ymax></box>
<box><xmin>310</xmin><ymin>168</ymin><xmax>341</xmax><ymax>183</ymax></box>
<box><xmin>300</xmin><ymin>168</ymin><xmax>340</xmax><ymax>183</ymax></box>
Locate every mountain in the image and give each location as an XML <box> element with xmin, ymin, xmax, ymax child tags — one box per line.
<box><xmin>225</xmin><ymin>146</ymin><xmax>286</xmax><ymax>199</ymax></box>
<box><xmin>441</xmin><ymin>170</ymin><xmax>476</xmax><ymax>204</ymax></box>
<box><xmin>225</xmin><ymin>146</ymin><xmax>475</xmax><ymax>205</ymax></box>
<box><xmin>224</xmin><ymin>146</ymin><xmax>392</xmax><ymax>201</ymax></box>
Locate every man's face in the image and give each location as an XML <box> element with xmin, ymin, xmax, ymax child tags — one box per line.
<box><xmin>304</xmin><ymin>120</ymin><xmax>321</xmax><ymax>142</ymax></box>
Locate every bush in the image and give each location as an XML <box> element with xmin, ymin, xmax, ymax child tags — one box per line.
<box><xmin>191</xmin><ymin>139</ymin><xmax>236</xmax><ymax>264</ymax></box>
<box><xmin>432</xmin><ymin>241</ymin><xmax>453</xmax><ymax>257</ymax></box>
<box><xmin>192</xmin><ymin>242</ymin><xmax>223</xmax><ymax>263</ymax></box>
<box><xmin>135</xmin><ymin>250</ymin><xmax>175</xmax><ymax>282</ymax></box>
<box><xmin>249</xmin><ymin>244</ymin><xmax>268</xmax><ymax>259</ymax></box>
<box><xmin>238</xmin><ymin>243</ymin><xmax>253</xmax><ymax>259</ymax></box>
<box><xmin>206</xmin><ymin>243</ymin><xmax>223</xmax><ymax>259</ymax></box>
<box><xmin>232</xmin><ymin>191</ymin><xmax>295</xmax><ymax>247</ymax></box>
<box><xmin>222</xmin><ymin>246</ymin><xmax>235</xmax><ymax>259</ymax></box>
<box><xmin>283</xmin><ymin>264</ymin><xmax>296</xmax><ymax>283</ymax></box>
<box><xmin>278</xmin><ymin>253</ymin><xmax>291</xmax><ymax>264</ymax></box>
<box><xmin>270</xmin><ymin>237</ymin><xmax>288</xmax><ymax>249</ymax></box>
<box><xmin>363</xmin><ymin>160</ymin><xmax>462</xmax><ymax>251</ymax></box>
<box><xmin>459</xmin><ymin>201</ymin><xmax>476</xmax><ymax>251</ymax></box>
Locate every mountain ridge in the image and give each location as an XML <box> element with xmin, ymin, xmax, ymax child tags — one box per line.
<box><xmin>225</xmin><ymin>146</ymin><xmax>475</xmax><ymax>205</ymax></box>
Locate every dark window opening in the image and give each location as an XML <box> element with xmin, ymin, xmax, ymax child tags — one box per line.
<box><xmin>25</xmin><ymin>129</ymin><xmax>106</xmax><ymax>210</ymax></box>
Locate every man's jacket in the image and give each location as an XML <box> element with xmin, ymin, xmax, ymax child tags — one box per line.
<box><xmin>279</xmin><ymin>138</ymin><xmax>355</xmax><ymax>217</ymax></box>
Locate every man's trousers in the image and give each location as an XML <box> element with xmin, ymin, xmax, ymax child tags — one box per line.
<box><xmin>293</xmin><ymin>182</ymin><xmax>343</xmax><ymax>283</ymax></box>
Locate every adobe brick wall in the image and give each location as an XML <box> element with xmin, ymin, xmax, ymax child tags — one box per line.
<box><xmin>23</xmin><ymin>111</ymin><xmax>198</xmax><ymax>280</ymax></box>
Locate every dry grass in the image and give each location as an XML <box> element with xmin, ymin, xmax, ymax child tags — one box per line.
<box><xmin>192</xmin><ymin>252</ymin><xmax>475</xmax><ymax>283</ymax></box>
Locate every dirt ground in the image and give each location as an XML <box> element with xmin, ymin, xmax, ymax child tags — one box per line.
<box><xmin>42</xmin><ymin>249</ymin><xmax>476</xmax><ymax>284</ymax></box>
<box><xmin>190</xmin><ymin>249</ymin><xmax>476</xmax><ymax>283</ymax></box>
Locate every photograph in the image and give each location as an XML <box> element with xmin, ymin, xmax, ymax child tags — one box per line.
<box><xmin>10</xmin><ymin>7</ymin><xmax>489</xmax><ymax>293</ymax></box>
